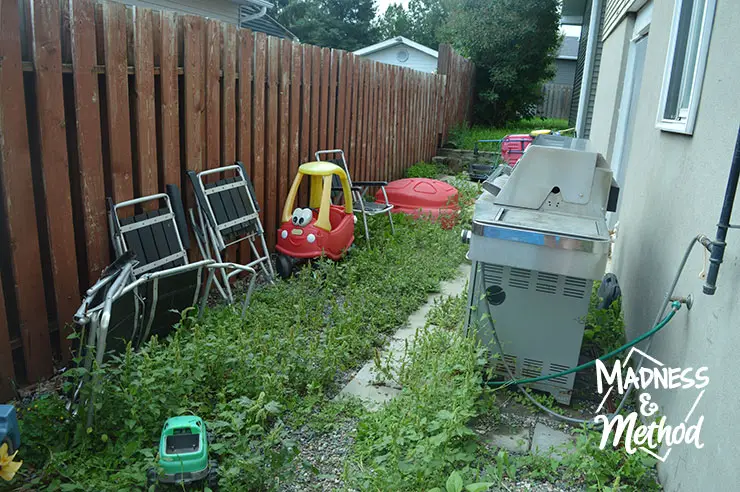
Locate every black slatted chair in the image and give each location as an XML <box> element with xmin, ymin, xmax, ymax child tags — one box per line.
<box><xmin>315</xmin><ymin>149</ymin><xmax>395</xmax><ymax>242</ymax></box>
<box><xmin>73</xmin><ymin>186</ymin><xmax>257</xmax><ymax>426</ymax></box>
<box><xmin>188</xmin><ymin>163</ymin><xmax>274</xmax><ymax>301</ymax></box>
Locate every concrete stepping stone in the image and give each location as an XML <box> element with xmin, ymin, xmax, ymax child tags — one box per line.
<box><xmin>530</xmin><ymin>422</ymin><xmax>576</xmax><ymax>461</ymax></box>
<box><xmin>483</xmin><ymin>424</ymin><xmax>531</xmax><ymax>454</ymax></box>
<box><xmin>337</xmin><ymin>263</ymin><xmax>471</xmax><ymax>410</ymax></box>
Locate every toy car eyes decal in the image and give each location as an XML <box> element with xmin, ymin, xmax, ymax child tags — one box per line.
<box><xmin>291</xmin><ymin>208</ymin><xmax>313</xmax><ymax>227</ymax></box>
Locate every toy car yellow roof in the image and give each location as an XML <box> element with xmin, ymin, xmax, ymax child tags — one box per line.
<box><xmin>298</xmin><ymin>161</ymin><xmax>345</xmax><ymax>176</ymax></box>
<box><xmin>282</xmin><ymin>161</ymin><xmax>353</xmax><ymax>231</ymax></box>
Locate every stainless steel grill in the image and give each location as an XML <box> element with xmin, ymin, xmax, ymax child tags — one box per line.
<box><xmin>464</xmin><ymin>135</ymin><xmax>618</xmax><ymax>404</ymax></box>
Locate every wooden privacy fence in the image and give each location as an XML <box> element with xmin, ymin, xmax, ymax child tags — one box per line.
<box><xmin>437</xmin><ymin>44</ymin><xmax>475</xmax><ymax>144</ymax></box>
<box><xmin>0</xmin><ymin>0</ymin><xmax>474</xmax><ymax>400</ymax></box>
<box><xmin>536</xmin><ymin>83</ymin><xmax>573</xmax><ymax>120</ymax></box>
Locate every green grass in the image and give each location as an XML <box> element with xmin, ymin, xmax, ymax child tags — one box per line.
<box><xmin>10</xmin><ymin>213</ymin><xmax>468</xmax><ymax>491</ymax></box>
<box><xmin>8</xmin><ymin>180</ymin><xmax>661</xmax><ymax>492</ymax></box>
<box><xmin>405</xmin><ymin>162</ymin><xmax>445</xmax><ymax>179</ymax></box>
<box><xmin>347</xmin><ymin>291</ymin><xmax>490</xmax><ymax>491</ymax></box>
<box><xmin>448</xmin><ymin>118</ymin><xmax>572</xmax><ymax>150</ymax></box>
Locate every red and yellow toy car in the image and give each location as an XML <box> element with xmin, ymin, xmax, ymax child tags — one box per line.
<box><xmin>276</xmin><ymin>161</ymin><xmax>356</xmax><ymax>278</ymax></box>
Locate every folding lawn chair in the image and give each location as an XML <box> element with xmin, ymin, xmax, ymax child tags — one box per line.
<box><xmin>73</xmin><ymin>186</ymin><xmax>257</xmax><ymax>426</ymax></box>
<box><xmin>187</xmin><ymin>163</ymin><xmax>274</xmax><ymax>301</ymax></box>
<box><xmin>314</xmin><ymin>149</ymin><xmax>395</xmax><ymax>242</ymax></box>
<box><xmin>470</xmin><ymin>139</ymin><xmax>503</xmax><ymax>180</ymax></box>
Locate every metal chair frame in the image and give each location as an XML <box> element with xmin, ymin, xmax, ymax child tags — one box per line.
<box><xmin>74</xmin><ymin>189</ymin><xmax>257</xmax><ymax>427</ymax></box>
<box><xmin>314</xmin><ymin>149</ymin><xmax>395</xmax><ymax>241</ymax></box>
<box><xmin>188</xmin><ymin>163</ymin><xmax>274</xmax><ymax>304</ymax></box>
<box><xmin>470</xmin><ymin>139</ymin><xmax>504</xmax><ymax>180</ymax></box>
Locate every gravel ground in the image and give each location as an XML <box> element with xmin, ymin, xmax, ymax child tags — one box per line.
<box><xmin>280</xmin><ymin>417</ymin><xmax>359</xmax><ymax>492</ymax></box>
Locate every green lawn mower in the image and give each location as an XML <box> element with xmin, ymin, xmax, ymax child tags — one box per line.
<box><xmin>147</xmin><ymin>416</ymin><xmax>218</xmax><ymax>491</ymax></box>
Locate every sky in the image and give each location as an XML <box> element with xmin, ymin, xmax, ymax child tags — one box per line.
<box><xmin>373</xmin><ymin>1</ymin><xmax>582</xmax><ymax>38</ymax></box>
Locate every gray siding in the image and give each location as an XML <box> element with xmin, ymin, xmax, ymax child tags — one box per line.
<box><xmin>112</xmin><ymin>0</ymin><xmax>295</xmax><ymax>39</ymax></box>
<box><xmin>583</xmin><ymin>0</ymin><xmax>606</xmax><ymax>138</ymax></box>
<box><xmin>553</xmin><ymin>59</ymin><xmax>577</xmax><ymax>86</ymax></box>
<box><xmin>569</xmin><ymin>0</ymin><xmax>591</xmax><ymax>127</ymax></box>
<box><xmin>587</xmin><ymin>14</ymin><xmax>632</xmax><ymax>163</ymax></box>
<box><xmin>603</xmin><ymin>0</ymin><xmax>634</xmax><ymax>38</ymax></box>
<box><xmin>113</xmin><ymin>0</ymin><xmax>240</xmax><ymax>23</ymax></box>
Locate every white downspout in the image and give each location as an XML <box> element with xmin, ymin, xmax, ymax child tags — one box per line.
<box><xmin>575</xmin><ymin>0</ymin><xmax>602</xmax><ymax>138</ymax></box>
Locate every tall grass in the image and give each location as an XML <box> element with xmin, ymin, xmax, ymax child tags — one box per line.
<box><xmin>448</xmin><ymin>118</ymin><xmax>572</xmax><ymax>150</ymax></box>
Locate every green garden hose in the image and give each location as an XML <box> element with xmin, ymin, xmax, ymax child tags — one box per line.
<box><xmin>477</xmin><ymin>234</ymin><xmax>707</xmax><ymax>425</ymax></box>
<box><xmin>485</xmin><ymin>301</ymin><xmax>682</xmax><ymax>388</ymax></box>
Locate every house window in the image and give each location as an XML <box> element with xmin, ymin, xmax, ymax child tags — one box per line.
<box><xmin>656</xmin><ymin>0</ymin><xmax>717</xmax><ymax>135</ymax></box>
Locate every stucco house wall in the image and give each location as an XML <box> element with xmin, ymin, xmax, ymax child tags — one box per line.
<box><xmin>587</xmin><ymin>17</ymin><xmax>632</xmax><ymax>164</ymax></box>
<box><xmin>588</xmin><ymin>0</ymin><xmax>740</xmax><ymax>490</ymax></box>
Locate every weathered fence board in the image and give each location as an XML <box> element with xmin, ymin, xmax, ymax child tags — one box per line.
<box><xmin>1</xmin><ymin>0</ymin><xmax>54</xmax><ymax>384</ymax></box>
<box><xmin>205</xmin><ymin>19</ymin><xmax>222</xmax><ymax>181</ymax></box>
<box><xmin>289</xmin><ymin>43</ymin><xmax>301</xmax><ymax>193</ymax></box>
<box><xmin>0</xmin><ymin>279</ymin><xmax>13</xmax><ymax>401</ymax></box>
<box><xmin>319</xmin><ymin>47</ymin><xmax>330</xmax><ymax>152</ymax></box>
<box><xmin>278</xmin><ymin>39</ymin><xmax>291</xmax><ymax>225</ymax></box>
<box><xmin>102</xmin><ymin>2</ymin><xmax>134</xmax><ymax>202</ymax></box>
<box><xmin>132</xmin><ymin>7</ymin><xmax>157</xmax><ymax>204</ymax></box>
<box><xmin>536</xmin><ymin>83</ymin><xmax>573</xmax><ymax>120</ymax></box>
<box><xmin>158</xmin><ymin>10</ymin><xmax>180</xmax><ymax>190</ymax></box>
<box><xmin>237</xmin><ymin>28</ymin><xmax>253</xmax><ymax>264</ymax></box>
<box><xmin>0</xmin><ymin>0</ymin><xmax>474</xmax><ymax>395</ymax></box>
<box><xmin>30</xmin><ymin>0</ymin><xmax>80</xmax><ymax>360</ymax></box>
<box><xmin>252</xmin><ymin>32</ymin><xmax>266</xmax><ymax>223</ymax></box>
<box><xmin>69</xmin><ymin>0</ymin><xmax>109</xmax><ymax>287</ymax></box>
<box><xmin>265</xmin><ymin>36</ymin><xmax>279</xmax><ymax>247</ymax></box>
<box><xmin>299</xmin><ymin>43</ymin><xmax>310</xmax><ymax>206</ymax></box>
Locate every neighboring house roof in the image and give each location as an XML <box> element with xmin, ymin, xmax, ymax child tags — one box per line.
<box><xmin>557</xmin><ymin>36</ymin><xmax>579</xmax><ymax>60</ymax></box>
<box><xmin>354</xmin><ymin>36</ymin><xmax>438</xmax><ymax>58</ymax></box>
<box><xmin>236</xmin><ymin>1</ymin><xmax>297</xmax><ymax>40</ymax></box>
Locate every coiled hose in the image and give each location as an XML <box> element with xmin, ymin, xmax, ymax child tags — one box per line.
<box><xmin>480</xmin><ymin>234</ymin><xmax>709</xmax><ymax>425</ymax></box>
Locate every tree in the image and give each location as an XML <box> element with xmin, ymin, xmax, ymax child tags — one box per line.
<box><xmin>275</xmin><ymin>0</ymin><xmax>379</xmax><ymax>51</ymax></box>
<box><xmin>376</xmin><ymin>3</ymin><xmax>413</xmax><ymax>40</ymax></box>
<box><xmin>444</xmin><ymin>0</ymin><xmax>561</xmax><ymax>125</ymax></box>
<box><xmin>376</xmin><ymin>0</ymin><xmax>449</xmax><ymax>49</ymax></box>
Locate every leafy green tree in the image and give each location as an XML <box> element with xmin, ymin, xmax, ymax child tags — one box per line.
<box><xmin>406</xmin><ymin>0</ymin><xmax>449</xmax><ymax>48</ymax></box>
<box><xmin>376</xmin><ymin>0</ymin><xmax>449</xmax><ymax>49</ymax></box>
<box><xmin>444</xmin><ymin>0</ymin><xmax>561</xmax><ymax>125</ymax></box>
<box><xmin>275</xmin><ymin>0</ymin><xmax>379</xmax><ymax>51</ymax></box>
<box><xmin>376</xmin><ymin>3</ymin><xmax>413</xmax><ymax>40</ymax></box>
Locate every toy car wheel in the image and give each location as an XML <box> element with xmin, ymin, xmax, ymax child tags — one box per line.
<box><xmin>276</xmin><ymin>254</ymin><xmax>294</xmax><ymax>279</ymax></box>
<box><xmin>208</xmin><ymin>461</ymin><xmax>219</xmax><ymax>491</ymax></box>
<box><xmin>146</xmin><ymin>468</ymin><xmax>158</xmax><ymax>491</ymax></box>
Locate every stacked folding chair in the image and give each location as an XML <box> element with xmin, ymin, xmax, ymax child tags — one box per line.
<box><xmin>470</xmin><ymin>139</ymin><xmax>503</xmax><ymax>180</ymax></box>
<box><xmin>314</xmin><ymin>150</ymin><xmax>395</xmax><ymax>241</ymax></box>
<box><xmin>73</xmin><ymin>185</ymin><xmax>257</xmax><ymax>426</ymax></box>
<box><xmin>187</xmin><ymin>163</ymin><xmax>275</xmax><ymax>304</ymax></box>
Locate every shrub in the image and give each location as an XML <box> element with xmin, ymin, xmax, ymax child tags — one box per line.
<box><xmin>406</xmin><ymin>161</ymin><xmax>445</xmax><ymax>179</ymax></box>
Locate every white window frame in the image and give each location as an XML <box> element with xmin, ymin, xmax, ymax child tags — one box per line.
<box><xmin>655</xmin><ymin>0</ymin><xmax>717</xmax><ymax>135</ymax></box>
